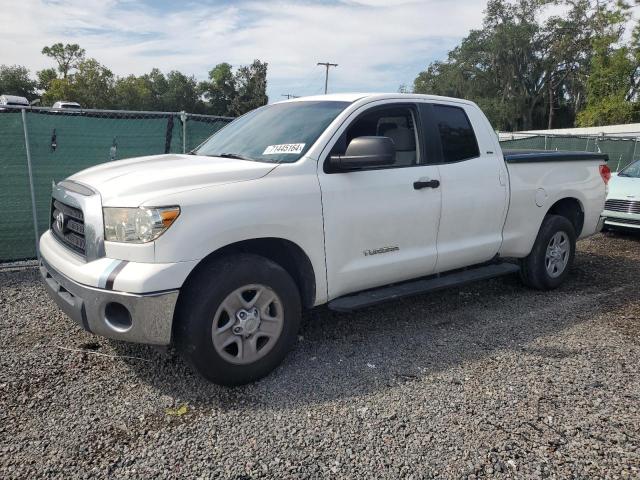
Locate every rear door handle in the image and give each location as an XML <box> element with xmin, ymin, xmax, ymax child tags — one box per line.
<box><xmin>413</xmin><ymin>178</ymin><xmax>440</xmax><ymax>190</ymax></box>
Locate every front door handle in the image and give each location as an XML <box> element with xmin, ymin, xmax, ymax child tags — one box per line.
<box><xmin>413</xmin><ymin>178</ymin><xmax>440</xmax><ymax>190</ymax></box>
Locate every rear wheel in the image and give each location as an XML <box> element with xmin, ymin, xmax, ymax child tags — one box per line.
<box><xmin>175</xmin><ymin>254</ymin><xmax>301</xmax><ymax>386</ymax></box>
<box><xmin>520</xmin><ymin>215</ymin><xmax>576</xmax><ymax>290</ymax></box>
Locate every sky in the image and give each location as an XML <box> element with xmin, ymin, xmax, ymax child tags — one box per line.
<box><xmin>0</xmin><ymin>0</ymin><xmax>489</xmax><ymax>101</ymax></box>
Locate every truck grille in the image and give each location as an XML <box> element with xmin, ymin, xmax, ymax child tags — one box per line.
<box><xmin>604</xmin><ymin>199</ymin><xmax>640</xmax><ymax>214</ymax></box>
<box><xmin>51</xmin><ymin>199</ymin><xmax>86</xmax><ymax>255</ymax></box>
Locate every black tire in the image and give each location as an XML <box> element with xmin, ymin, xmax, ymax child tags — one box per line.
<box><xmin>174</xmin><ymin>253</ymin><xmax>301</xmax><ymax>386</ymax></box>
<box><xmin>520</xmin><ymin>214</ymin><xmax>576</xmax><ymax>290</ymax></box>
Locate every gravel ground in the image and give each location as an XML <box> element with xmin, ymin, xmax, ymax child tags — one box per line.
<box><xmin>1</xmin><ymin>232</ymin><xmax>639</xmax><ymax>479</ymax></box>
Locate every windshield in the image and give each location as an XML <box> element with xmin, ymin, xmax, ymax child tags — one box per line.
<box><xmin>195</xmin><ymin>101</ymin><xmax>350</xmax><ymax>163</ymax></box>
<box><xmin>619</xmin><ymin>159</ymin><xmax>640</xmax><ymax>178</ymax></box>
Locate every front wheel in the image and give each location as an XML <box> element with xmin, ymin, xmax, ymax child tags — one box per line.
<box><xmin>175</xmin><ymin>254</ymin><xmax>302</xmax><ymax>386</ymax></box>
<box><xmin>520</xmin><ymin>214</ymin><xmax>576</xmax><ymax>290</ymax></box>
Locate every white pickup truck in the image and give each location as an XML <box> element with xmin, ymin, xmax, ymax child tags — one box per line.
<box><xmin>40</xmin><ymin>93</ymin><xmax>610</xmax><ymax>385</ymax></box>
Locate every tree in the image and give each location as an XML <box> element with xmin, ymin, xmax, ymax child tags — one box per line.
<box><xmin>0</xmin><ymin>65</ymin><xmax>37</xmax><ymax>99</ymax></box>
<box><xmin>574</xmin><ymin>1</ymin><xmax>639</xmax><ymax>126</ymax></box>
<box><xmin>114</xmin><ymin>74</ymin><xmax>154</xmax><ymax>110</ymax></box>
<box><xmin>413</xmin><ymin>0</ymin><xmax>634</xmax><ymax>131</ymax></box>
<box><xmin>231</xmin><ymin>59</ymin><xmax>268</xmax><ymax>116</ymax></box>
<box><xmin>36</xmin><ymin>68</ymin><xmax>58</xmax><ymax>91</ymax></box>
<box><xmin>576</xmin><ymin>38</ymin><xmax>639</xmax><ymax>125</ymax></box>
<box><xmin>71</xmin><ymin>59</ymin><xmax>115</xmax><ymax>108</ymax></box>
<box><xmin>163</xmin><ymin>70</ymin><xmax>200</xmax><ymax>112</ymax></box>
<box><xmin>144</xmin><ymin>68</ymin><xmax>169</xmax><ymax>110</ymax></box>
<box><xmin>41</xmin><ymin>43</ymin><xmax>86</xmax><ymax>79</ymax></box>
<box><xmin>42</xmin><ymin>58</ymin><xmax>115</xmax><ymax>108</ymax></box>
<box><xmin>414</xmin><ymin>0</ymin><xmax>545</xmax><ymax>130</ymax></box>
<box><xmin>199</xmin><ymin>63</ymin><xmax>236</xmax><ymax>116</ymax></box>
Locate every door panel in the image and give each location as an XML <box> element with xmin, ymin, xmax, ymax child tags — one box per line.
<box><xmin>422</xmin><ymin>102</ymin><xmax>508</xmax><ymax>272</ymax></box>
<box><xmin>320</xmin><ymin>165</ymin><xmax>441</xmax><ymax>299</ymax></box>
<box><xmin>319</xmin><ymin>101</ymin><xmax>442</xmax><ymax>300</ymax></box>
<box><xmin>435</xmin><ymin>154</ymin><xmax>507</xmax><ymax>271</ymax></box>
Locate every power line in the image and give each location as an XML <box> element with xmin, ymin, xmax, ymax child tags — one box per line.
<box><xmin>317</xmin><ymin>62</ymin><xmax>338</xmax><ymax>94</ymax></box>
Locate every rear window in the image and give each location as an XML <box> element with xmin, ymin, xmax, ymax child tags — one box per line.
<box><xmin>433</xmin><ymin>105</ymin><xmax>479</xmax><ymax>162</ymax></box>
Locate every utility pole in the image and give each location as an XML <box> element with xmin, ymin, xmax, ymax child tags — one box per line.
<box><xmin>281</xmin><ymin>94</ymin><xmax>299</xmax><ymax>99</ymax></box>
<box><xmin>317</xmin><ymin>62</ymin><xmax>338</xmax><ymax>94</ymax></box>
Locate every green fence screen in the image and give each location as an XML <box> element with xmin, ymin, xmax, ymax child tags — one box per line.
<box><xmin>500</xmin><ymin>135</ymin><xmax>639</xmax><ymax>172</ymax></box>
<box><xmin>0</xmin><ymin>108</ymin><xmax>231</xmax><ymax>261</ymax></box>
<box><xmin>2</xmin><ymin>110</ymin><xmax>638</xmax><ymax>262</ymax></box>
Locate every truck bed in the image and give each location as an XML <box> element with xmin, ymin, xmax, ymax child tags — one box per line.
<box><xmin>503</xmin><ymin>149</ymin><xmax>609</xmax><ymax>163</ymax></box>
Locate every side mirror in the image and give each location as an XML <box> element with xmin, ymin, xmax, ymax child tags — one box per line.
<box><xmin>329</xmin><ymin>136</ymin><xmax>395</xmax><ymax>170</ymax></box>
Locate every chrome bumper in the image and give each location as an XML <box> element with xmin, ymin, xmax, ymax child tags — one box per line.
<box><xmin>40</xmin><ymin>259</ymin><xmax>179</xmax><ymax>345</ymax></box>
<box><xmin>597</xmin><ymin>215</ymin><xmax>606</xmax><ymax>232</ymax></box>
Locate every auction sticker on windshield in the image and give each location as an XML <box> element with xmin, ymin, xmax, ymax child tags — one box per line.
<box><xmin>263</xmin><ymin>143</ymin><xmax>305</xmax><ymax>155</ymax></box>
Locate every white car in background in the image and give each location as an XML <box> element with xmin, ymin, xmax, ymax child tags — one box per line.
<box><xmin>0</xmin><ymin>94</ymin><xmax>29</xmax><ymax>109</ymax></box>
<box><xmin>52</xmin><ymin>101</ymin><xmax>82</xmax><ymax>110</ymax></box>
<box><xmin>603</xmin><ymin>159</ymin><xmax>640</xmax><ymax>231</ymax></box>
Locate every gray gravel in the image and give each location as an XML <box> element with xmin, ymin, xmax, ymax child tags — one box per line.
<box><xmin>1</xmin><ymin>232</ymin><xmax>640</xmax><ymax>479</ymax></box>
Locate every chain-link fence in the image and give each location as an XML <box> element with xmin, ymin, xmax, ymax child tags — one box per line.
<box><xmin>3</xmin><ymin>108</ymin><xmax>636</xmax><ymax>262</ymax></box>
<box><xmin>499</xmin><ymin>133</ymin><xmax>640</xmax><ymax>172</ymax></box>
<box><xmin>0</xmin><ymin>106</ymin><xmax>232</xmax><ymax>262</ymax></box>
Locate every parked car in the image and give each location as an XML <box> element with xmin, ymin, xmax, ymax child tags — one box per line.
<box><xmin>38</xmin><ymin>93</ymin><xmax>610</xmax><ymax>385</ymax></box>
<box><xmin>0</xmin><ymin>94</ymin><xmax>29</xmax><ymax>108</ymax></box>
<box><xmin>602</xmin><ymin>159</ymin><xmax>640</xmax><ymax>231</ymax></box>
<box><xmin>52</xmin><ymin>101</ymin><xmax>81</xmax><ymax>110</ymax></box>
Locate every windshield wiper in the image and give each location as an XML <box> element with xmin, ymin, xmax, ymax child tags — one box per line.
<box><xmin>216</xmin><ymin>152</ymin><xmax>256</xmax><ymax>161</ymax></box>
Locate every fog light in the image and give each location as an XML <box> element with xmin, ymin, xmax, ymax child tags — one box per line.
<box><xmin>104</xmin><ymin>302</ymin><xmax>132</xmax><ymax>332</ymax></box>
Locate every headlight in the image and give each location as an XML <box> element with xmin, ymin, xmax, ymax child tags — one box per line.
<box><xmin>103</xmin><ymin>206</ymin><xmax>180</xmax><ymax>243</ymax></box>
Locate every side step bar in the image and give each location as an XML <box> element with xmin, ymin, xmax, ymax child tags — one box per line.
<box><xmin>328</xmin><ymin>262</ymin><xmax>520</xmax><ymax>312</ymax></box>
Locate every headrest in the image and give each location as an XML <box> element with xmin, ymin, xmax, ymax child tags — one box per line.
<box><xmin>384</xmin><ymin>127</ymin><xmax>415</xmax><ymax>152</ymax></box>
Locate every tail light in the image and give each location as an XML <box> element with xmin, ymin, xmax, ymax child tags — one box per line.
<box><xmin>599</xmin><ymin>164</ymin><xmax>611</xmax><ymax>184</ymax></box>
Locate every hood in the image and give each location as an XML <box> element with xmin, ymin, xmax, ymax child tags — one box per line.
<box><xmin>608</xmin><ymin>173</ymin><xmax>640</xmax><ymax>200</ymax></box>
<box><xmin>68</xmin><ymin>154</ymin><xmax>277</xmax><ymax>206</ymax></box>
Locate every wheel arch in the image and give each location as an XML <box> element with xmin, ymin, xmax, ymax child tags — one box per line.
<box><xmin>545</xmin><ymin>197</ymin><xmax>584</xmax><ymax>237</ymax></box>
<box><xmin>178</xmin><ymin>237</ymin><xmax>317</xmax><ymax>310</ymax></box>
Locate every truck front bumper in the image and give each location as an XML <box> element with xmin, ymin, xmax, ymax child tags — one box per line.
<box><xmin>40</xmin><ymin>258</ymin><xmax>179</xmax><ymax>345</ymax></box>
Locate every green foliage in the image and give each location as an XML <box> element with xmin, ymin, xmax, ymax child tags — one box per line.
<box><xmin>576</xmin><ymin>36</ymin><xmax>640</xmax><ymax>126</ymax></box>
<box><xmin>230</xmin><ymin>60</ymin><xmax>268</xmax><ymax>116</ymax></box>
<box><xmin>36</xmin><ymin>68</ymin><xmax>57</xmax><ymax>91</ymax></box>
<box><xmin>163</xmin><ymin>71</ymin><xmax>201</xmax><ymax>112</ymax></box>
<box><xmin>576</xmin><ymin>95</ymin><xmax>636</xmax><ymax>126</ymax></box>
<box><xmin>0</xmin><ymin>65</ymin><xmax>37</xmax><ymax>99</ymax></box>
<box><xmin>113</xmin><ymin>75</ymin><xmax>155</xmax><ymax>111</ymax></box>
<box><xmin>199</xmin><ymin>63</ymin><xmax>236</xmax><ymax>116</ymax></box>
<box><xmin>33</xmin><ymin>44</ymin><xmax>269</xmax><ymax>114</ymax></box>
<box><xmin>42</xmin><ymin>58</ymin><xmax>115</xmax><ymax>108</ymax></box>
<box><xmin>41</xmin><ymin>43</ymin><xmax>85</xmax><ymax>79</ymax></box>
<box><xmin>413</xmin><ymin>0</ymin><xmax>636</xmax><ymax>131</ymax></box>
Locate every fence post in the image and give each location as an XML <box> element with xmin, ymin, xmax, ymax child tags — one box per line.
<box><xmin>544</xmin><ymin>135</ymin><xmax>548</xmax><ymax>150</ymax></box>
<box><xmin>21</xmin><ymin>108</ymin><xmax>40</xmax><ymax>260</ymax></box>
<box><xmin>181</xmin><ymin>111</ymin><xmax>187</xmax><ymax>154</ymax></box>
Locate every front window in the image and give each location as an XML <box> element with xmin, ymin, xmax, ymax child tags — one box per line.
<box><xmin>195</xmin><ymin>101</ymin><xmax>350</xmax><ymax>163</ymax></box>
<box><xmin>331</xmin><ymin>105</ymin><xmax>421</xmax><ymax>167</ymax></box>
<box><xmin>618</xmin><ymin>159</ymin><xmax>640</xmax><ymax>178</ymax></box>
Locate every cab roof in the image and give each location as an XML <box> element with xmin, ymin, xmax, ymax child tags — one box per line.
<box><xmin>279</xmin><ymin>92</ymin><xmax>475</xmax><ymax>106</ymax></box>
